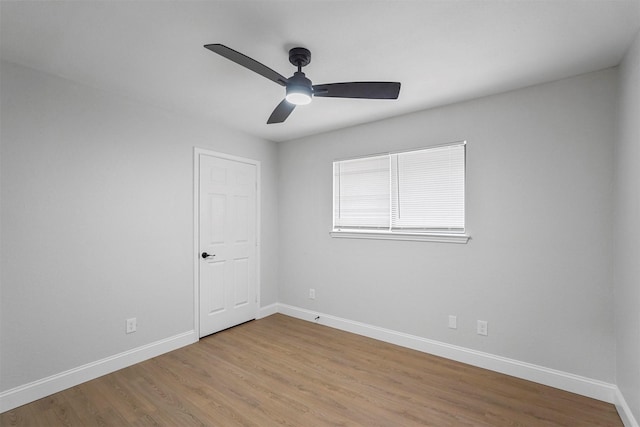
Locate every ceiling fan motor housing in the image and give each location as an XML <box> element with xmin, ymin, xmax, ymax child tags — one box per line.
<box><xmin>286</xmin><ymin>48</ymin><xmax>313</xmax><ymax>104</ymax></box>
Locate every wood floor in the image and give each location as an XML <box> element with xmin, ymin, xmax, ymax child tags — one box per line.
<box><xmin>1</xmin><ymin>314</ymin><xmax>622</xmax><ymax>426</ymax></box>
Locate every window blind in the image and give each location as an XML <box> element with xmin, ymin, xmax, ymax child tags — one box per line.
<box><xmin>333</xmin><ymin>142</ymin><xmax>465</xmax><ymax>234</ymax></box>
<box><xmin>390</xmin><ymin>144</ymin><xmax>465</xmax><ymax>232</ymax></box>
<box><xmin>333</xmin><ymin>155</ymin><xmax>390</xmax><ymax>229</ymax></box>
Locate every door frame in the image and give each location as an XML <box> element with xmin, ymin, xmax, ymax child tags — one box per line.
<box><xmin>193</xmin><ymin>147</ymin><xmax>261</xmax><ymax>338</ymax></box>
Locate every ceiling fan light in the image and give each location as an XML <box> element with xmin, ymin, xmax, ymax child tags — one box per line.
<box><xmin>285</xmin><ymin>86</ymin><xmax>312</xmax><ymax>105</ymax></box>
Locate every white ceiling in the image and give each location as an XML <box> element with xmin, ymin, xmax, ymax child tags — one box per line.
<box><xmin>2</xmin><ymin>1</ymin><xmax>639</xmax><ymax>142</ymax></box>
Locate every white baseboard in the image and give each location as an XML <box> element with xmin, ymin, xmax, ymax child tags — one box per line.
<box><xmin>0</xmin><ymin>330</ymin><xmax>197</xmax><ymax>413</ymax></box>
<box><xmin>257</xmin><ymin>302</ymin><xmax>279</xmax><ymax>319</ymax></box>
<box><xmin>615</xmin><ymin>387</ymin><xmax>640</xmax><ymax>427</ymax></box>
<box><xmin>277</xmin><ymin>303</ymin><xmax>619</xmax><ymax>404</ymax></box>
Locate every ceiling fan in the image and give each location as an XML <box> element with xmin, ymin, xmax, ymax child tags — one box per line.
<box><xmin>204</xmin><ymin>44</ymin><xmax>401</xmax><ymax>124</ymax></box>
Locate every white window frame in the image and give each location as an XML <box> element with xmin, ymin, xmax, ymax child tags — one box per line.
<box><xmin>331</xmin><ymin>141</ymin><xmax>470</xmax><ymax>243</ymax></box>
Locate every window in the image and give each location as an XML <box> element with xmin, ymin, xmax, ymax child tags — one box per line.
<box><xmin>332</xmin><ymin>142</ymin><xmax>468</xmax><ymax>243</ymax></box>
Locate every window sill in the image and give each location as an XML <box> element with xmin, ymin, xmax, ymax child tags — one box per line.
<box><xmin>330</xmin><ymin>230</ymin><xmax>470</xmax><ymax>244</ymax></box>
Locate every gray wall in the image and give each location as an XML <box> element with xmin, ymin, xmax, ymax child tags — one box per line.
<box><xmin>2</xmin><ymin>53</ymin><xmax>633</xmax><ymax>411</ymax></box>
<box><xmin>0</xmin><ymin>61</ymin><xmax>279</xmax><ymax>391</ymax></box>
<box><xmin>615</xmin><ymin>29</ymin><xmax>640</xmax><ymax>422</ymax></box>
<box><xmin>278</xmin><ymin>69</ymin><xmax>617</xmax><ymax>382</ymax></box>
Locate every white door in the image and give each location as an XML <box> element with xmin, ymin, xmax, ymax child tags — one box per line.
<box><xmin>198</xmin><ymin>152</ymin><xmax>258</xmax><ymax>337</ymax></box>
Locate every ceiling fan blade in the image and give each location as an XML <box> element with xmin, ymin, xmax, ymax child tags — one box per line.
<box><xmin>204</xmin><ymin>44</ymin><xmax>288</xmax><ymax>87</ymax></box>
<box><xmin>267</xmin><ymin>99</ymin><xmax>296</xmax><ymax>124</ymax></box>
<box><xmin>312</xmin><ymin>82</ymin><xmax>401</xmax><ymax>99</ymax></box>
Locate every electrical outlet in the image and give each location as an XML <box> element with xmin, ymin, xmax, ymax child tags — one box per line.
<box><xmin>477</xmin><ymin>320</ymin><xmax>488</xmax><ymax>336</ymax></box>
<box><xmin>309</xmin><ymin>288</ymin><xmax>316</xmax><ymax>299</ymax></box>
<box><xmin>126</xmin><ymin>317</ymin><xmax>137</xmax><ymax>334</ymax></box>
<box><xmin>448</xmin><ymin>315</ymin><xmax>457</xmax><ymax>329</ymax></box>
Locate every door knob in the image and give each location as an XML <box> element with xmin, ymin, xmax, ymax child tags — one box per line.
<box><xmin>201</xmin><ymin>252</ymin><xmax>215</xmax><ymax>259</ymax></box>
